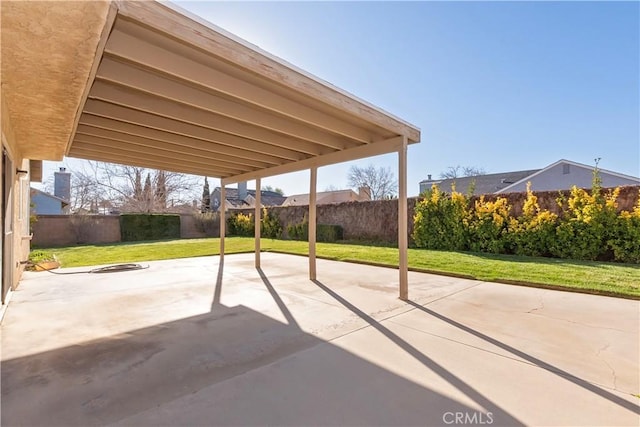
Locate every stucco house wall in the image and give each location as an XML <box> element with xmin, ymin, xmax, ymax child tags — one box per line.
<box><xmin>31</xmin><ymin>190</ymin><xmax>66</xmax><ymax>215</ymax></box>
<box><xmin>282</xmin><ymin>187</ymin><xmax>371</xmax><ymax>207</ymax></box>
<box><xmin>2</xmin><ymin>95</ymin><xmax>33</xmax><ymax>305</ymax></box>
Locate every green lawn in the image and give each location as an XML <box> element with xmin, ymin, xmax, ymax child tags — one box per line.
<box><xmin>37</xmin><ymin>237</ymin><xmax>640</xmax><ymax>299</ymax></box>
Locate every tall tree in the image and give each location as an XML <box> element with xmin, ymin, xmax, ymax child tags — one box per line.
<box><xmin>154</xmin><ymin>170</ymin><xmax>167</xmax><ymax>209</ymax></box>
<box><xmin>263</xmin><ymin>185</ymin><xmax>285</xmax><ymax>196</ymax></box>
<box><xmin>439</xmin><ymin>165</ymin><xmax>487</xmax><ymax>179</ymax></box>
<box><xmin>201</xmin><ymin>177</ymin><xmax>211</xmax><ymax>213</ymax></box>
<box><xmin>133</xmin><ymin>169</ymin><xmax>143</xmax><ymax>202</ymax></box>
<box><xmin>66</xmin><ymin>162</ymin><xmax>200</xmax><ymax>213</ymax></box>
<box><xmin>142</xmin><ymin>173</ymin><xmax>152</xmax><ymax>212</ymax></box>
<box><xmin>347</xmin><ymin>164</ymin><xmax>397</xmax><ymax>200</ymax></box>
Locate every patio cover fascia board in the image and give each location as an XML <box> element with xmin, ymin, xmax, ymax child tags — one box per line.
<box><xmin>222</xmin><ymin>136</ymin><xmax>405</xmax><ymax>185</ymax></box>
<box><xmin>63</xmin><ymin>0</ymin><xmax>420</xmax><ymax>181</ymax></box>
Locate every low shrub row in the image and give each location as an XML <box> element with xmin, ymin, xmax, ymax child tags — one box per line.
<box><xmin>120</xmin><ymin>214</ymin><xmax>180</xmax><ymax>242</ymax></box>
<box><xmin>226</xmin><ymin>209</ymin><xmax>285</xmax><ymax>239</ymax></box>
<box><xmin>225</xmin><ymin>211</ymin><xmax>343</xmax><ymax>243</ymax></box>
<box><xmin>287</xmin><ymin>219</ymin><xmax>343</xmax><ymax>242</ymax></box>
<box><xmin>227</xmin><ymin>208</ymin><xmax>344</xmax><ymax>242</ymax></box>
<box><xmin>413</xmin><ymin>176</ymin><xmax>640</xmax><ymax>263</ymax></box>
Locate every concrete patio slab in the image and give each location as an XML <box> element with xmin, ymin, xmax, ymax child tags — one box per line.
<box><xmin>1</xmin><ymin>253</ymin><xmax>638</xmax><ymax>426</ymax></box>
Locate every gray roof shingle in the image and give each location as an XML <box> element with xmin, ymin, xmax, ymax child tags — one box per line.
<box><xmin>215</xmin><ymin>187</ymin><xmax>286</xmax><ymax>207</ymax></box>
<box><xmin>420</xmin><ymin>169</ymin><xmax>540</xmax><ymax>195</ymax></box>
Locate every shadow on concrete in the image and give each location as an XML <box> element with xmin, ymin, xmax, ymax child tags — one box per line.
<box><xmin>257</xmin><ymin>267</ymin><xmax>299</xmax><ymax>327</ymax></box>
<box><xmin>406</xmin><ymin>300</ymin><xmax>640</xmax><ymax>415</ymax></box>
<box><xmin>211</xmin><ymin>258</ymin><xmax>224</xmax><ymax>309</ymax></box>
<box><xmin>311</xmin><ymin>279</ymin><xmax>524</xmax><ymax>426</ymax></box>
<box><xmin>2</xmin><ymin>272</ymin><xmax>494</xmax><ymax>426</ymax></box>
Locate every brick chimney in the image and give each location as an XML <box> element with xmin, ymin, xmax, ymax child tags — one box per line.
<box><xmin>358</xmin><ymin>186</ymin><xmax>371</xmax><ymax>201</ymax></box>
<box><xmin>238</xmin><ymin>181</ymin><xmax>248</xmax><ymax>200</ymax></box>
<box><xmin>54</xmin><ymin>167</ymin><xmax>71</xmax><ymax>202</ymax></box>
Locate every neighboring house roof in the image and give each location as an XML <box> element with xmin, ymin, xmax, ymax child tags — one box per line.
<box><xmin>30</xmin><ymin>187</ymin><xmax>70</xmax><ymax>206</ymax></box>
<box><xmin>165</xmin><ymin>204</ymin><xmax>199</xmax><ymax>214</ymax></box>
<box><xmin>496</xmin><ymin>159</ymin><xmax>640</xmax><ymax>193</ymax></box>
<box><xmin>213</xmin><ymin>187</ymin><xmax>286</xmax><ymax>208</ymax></box>
<box><xmin>421</xmin><ymin>158</ymin><xmax>640</xmax><ymax>196</ymax></box>
<box><xmin>282</xmin><ymin>189</ymin><xmax>368</xmax><ymax>206</ymax></box>
<box><xmin>420</xmin><ymin>169</ymin><xmax>540</xmax><ymax>195</ymax></box>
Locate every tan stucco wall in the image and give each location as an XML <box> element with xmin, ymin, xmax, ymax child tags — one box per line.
<box><xmin>15</xmin><ymin>158</ymin><xmax>31</xmax><ymax>287</ymax></box>
<box><xmin>1</xmin><ymin>89</ymin><xmax>31</xmax><ymax>291</ymax></box>
<box><xmin>1</xmin><ymin>0</ymin><xmax>112</xmax><ymax>160</ymax></box>
<box><xmin>0</xmin><ymin>0</ymin><xmax>112</xmax><ymax>292</ymax></box>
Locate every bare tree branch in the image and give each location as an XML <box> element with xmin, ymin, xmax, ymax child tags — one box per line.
<box><xmin>263</xmin><ymin>185</ymin><xmax>285</xmax><ymax>196</ymax></box>
<box><xmin>65</xmin><ymin>161</ymin><xmax>200</xmax><ymax>213</ymax></box>
<box><xmin>440</xmin><ymin>165</ymin><xmax>486</xmax><ymax>179</ymax></box>
<box><xmin>347</xmin><ymin>164</ymin><xmax>397</xmax><ymax>200</ymax></box>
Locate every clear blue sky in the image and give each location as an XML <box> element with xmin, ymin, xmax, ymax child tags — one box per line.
<box><xmin>45</xmin><ymin>0</ymin><xmax>639</xmax><ymax>197</ymax></box>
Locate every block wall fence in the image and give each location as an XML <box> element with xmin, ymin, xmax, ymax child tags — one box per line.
<box><xmin>32</xmin><ymin>185</ymin><xmax>639</xmax><ymax>247</ymax></box>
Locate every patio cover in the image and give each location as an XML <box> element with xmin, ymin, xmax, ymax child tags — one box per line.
<box><xmin>1</xmin><ymin>1</ymin><xmax>420</xmax><ymax>298</ymax></box>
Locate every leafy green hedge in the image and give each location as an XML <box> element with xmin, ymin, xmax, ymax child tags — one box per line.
<box><xmin>120</xmin><ymin>214</ymin><xmax>180</xmax><ymax>242</ymax></box>
<box><xmin>261</xmin><ymin>209</ymin><xmax>283</xmax><ymax>239</ymax></box>
<box><xmin>413</xmin><ymin>177</ymin><xmax>640</xmax><ymax>263</ymax></box>
<box><xmin>287</xmin><ymin>220</ymin><xmax>343</xmax><ymax>242</ymax></box>
<box><xmin>287</xmin><ymin>220</ymin><xmax>308</xmax><ymax>241</ymax></box>
<box><xmin>318</xmin><ymin>224</ymin><xmax>344</xmax><ymax>242</ymax></box>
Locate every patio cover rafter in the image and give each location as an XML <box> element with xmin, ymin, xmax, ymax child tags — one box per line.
<box><xmin>61</xmin><ymin>0</ymin><xmax>420</xmax><ymax>180</ymax></box>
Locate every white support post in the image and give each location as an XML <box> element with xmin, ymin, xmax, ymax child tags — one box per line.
<box><xmin>398</xmin><ymin>136</ymin><xmax>408</xmax><ymax>300</ymax></box>
<box><xmin>255</xmin><ymin>178</ymin><xmax>261</xmax><ymax>268</ymax></box>
<box><xmin>220</xmin><ymin>184</ymin><xmax>226</xmax><ymax>261</ymax></box>
<box><xmin>309</xmin><ymin>167</ymin><xmax>317</xmax><ymax>280</ymax></box>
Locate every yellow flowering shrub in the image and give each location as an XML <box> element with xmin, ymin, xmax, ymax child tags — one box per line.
<box><xmin>228</xmin><ymin>212</ymin><xmax>254</xmax><ymax>236</ymax></box>
<box><xmin>467</xmin><ymin>196</ymin><xmax>511</xmax><ymax>253</ymax></box>
<box><xmin>550</xmin><ymin>183</ymin><xmax>619</xmax><ymax>261</ymax></box>
<box><xmin>413</xmin><ymin>185</ymin><xmax>469</xmax><ymax>250</ymax></box>
<box><xmin>609</xmin><ymin>191</ymin><xmax>640</xmax><ymax>263</ymax></box>
<box><xmin>508</xmin><ymin>183</ymin><xmax>558</xmax><ymax>256</ymax></box>
<box><xmin>260</xmin><ymin>208</ymin><xmax>283</xmax><ymax>239</ymax></box>
<box><xmin>411</xmin><ymin>171</ymin><xmax>638</xmax><ymax>263</ymax></box>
